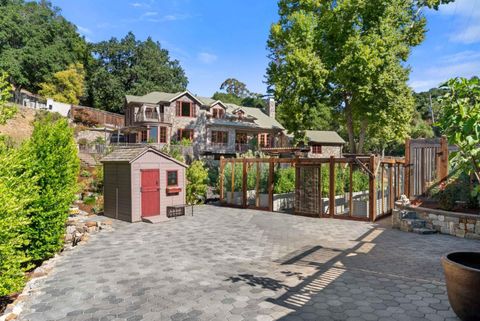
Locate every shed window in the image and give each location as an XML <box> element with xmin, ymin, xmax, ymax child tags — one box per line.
<box><xmin>167</xmin><ymin>171</ymin><xmax>178</xmax><ymax>186</ymax></box>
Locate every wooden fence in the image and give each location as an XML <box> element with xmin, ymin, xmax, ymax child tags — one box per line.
<box><xmin>70</xmin><ymin>105</ymin><xmax>124</xmax><ymax>128</ymax></box>
<box><xmin>405</xmin><ymin>136</ymin><xmax>449</xmax><ymax>197</ymax></box>
<box><xmin>219</xmin><ymin>155</ymin><xmax>406</xmax><ymax>222</ymax></box>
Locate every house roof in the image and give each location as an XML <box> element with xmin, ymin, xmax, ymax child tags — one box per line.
<box><xmin>225</xmin><ymin>104</ymin><xmax>284</xmax><ymax>130</ymax></box>
<box><xmin>101</xmin><ymin>146</ymin><xmax>188</xmax><ymax>167</ymax></box>
<box><xmin>304</xmin><ymin>131</ymin><xmax>346</xmax><ymax>144</ymax></box>
<box><xmin>125</xmin><ymin>90</ymin><xmax>204</xmax><ymax>106</ymax></box>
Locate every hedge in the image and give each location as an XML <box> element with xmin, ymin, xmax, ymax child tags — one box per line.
<box><xmin>0</xmin><ymin>115</ymin><xmax>79</xmax><ymax>296</ymax></box>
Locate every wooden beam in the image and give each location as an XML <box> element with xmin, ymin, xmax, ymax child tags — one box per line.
<box><xmin>231</xmin><ymin>159</ymin><xmax>235</xmax><ymax>204</ymax></box>
<box><xmin>405</xmin><ymin>138</ymin><xmax>411</xmax><ymax>198</ymax></box>
<box><xmin>255</xmin><ymin>162</ymin><xmax>260</xmax><ymax>207</ymax></box>
<box><xmin>268</xmin><ymin>158</ymin><xmax>274</xmax><ymax>211</ymax></box>
<box><xmin>329</xmin><ymin>156</ymin><xmax>335</xmax><ymax>217</ymax></box>
<box><xmin>369</xmin><ymin>155</ymin><xmax>376</xmax><ymax>221</ymax></box>
<box><xmin>389</xmin><ymin>164</ymin><xmax>394</xmax><ymax>212</ymax></box>
<box><xmin>242</xmin><ymin>158</ymin><xmax>247</xmax><ymax>208</ymax></box>
<box><xmin>318</xmin><ymin>166</ymin><xmax>322</xmax><ymax>217</ymax></box>
<box><xmin>219</xmin><ymin>156</ymin><xmax>224</xmax><ymax>203</ymax></box>
<box><xmin>349</xmin><ymin>162</ymin><xmax>353</xmax><ymax>217</ymax></box>
<box><xmin>381</xmin><ymin>164</ymin><xmax>385</xmax><ymax>215</ymax></box>
<box><xmin>438</xmin><ymin>135</ymin><xmax>449</xmax><ymax>182</ymax></box>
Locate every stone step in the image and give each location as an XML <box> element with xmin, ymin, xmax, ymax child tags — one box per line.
<box><xmin>142</xmin><ymin>215</ymin><xmax>169</xmax><ymax>224</ymax></box>
<box><xmin>412</xmin><ymin>228</ymin><xmax>437</xmax><ymax>235</ymax></box>
<box><xmin>401</xmin><ymin>211</ymin><xmax>418</xmax><ymax>219</ymax></box>
<box><xmin>402</xmin><ymin>218</ymin><xmax>426</xmax><ymax>229</ymax></box>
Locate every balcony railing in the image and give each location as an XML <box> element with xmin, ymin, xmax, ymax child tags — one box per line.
<box><xmin>135</xmin><ymin>112</ymin><xmax>172</xmax><ymax>123</ymax></box>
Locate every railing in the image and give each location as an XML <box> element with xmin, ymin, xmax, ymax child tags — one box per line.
<box><xmin>135</xmin><ymin>112</ymin><xmax>172</xmax><ymax>123</ymax></box>
<box><xmin>235</xmin><ymin>143</ymin><xmax>252</xmax><ymax>153</ymax></box>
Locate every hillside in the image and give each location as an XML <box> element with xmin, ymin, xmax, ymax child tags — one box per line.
<box><xmin>0</xmin><ymin>107</ymin><xmax>36</xmax><ymax>144</ymax></box>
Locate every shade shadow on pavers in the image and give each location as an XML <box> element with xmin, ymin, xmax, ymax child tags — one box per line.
<box><xmin>15</xmin><ymin>205</ymin><xmax>479</xmax><ymax>321</ymax></box>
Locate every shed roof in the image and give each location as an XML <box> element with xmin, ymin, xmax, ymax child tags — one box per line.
<box><xmin>304</xmin><ymin>131</ymin><xmax>346</xmax><ymax>144</ymax></box>
<box><xmin>101</xmin><ymin>146</ymin><xmax>188</xmax><ymax>167</ymax></box>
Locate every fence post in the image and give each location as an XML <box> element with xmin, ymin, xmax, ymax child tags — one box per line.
<box><xmin>231</xmin><ymin>159</ymin><xmax>235</xmax><ymax>205</ymax></box>
<box><xmin>268</xmin><ymin>158</ymin><xmax>274</xmax><ymax>211</ymax></box>
<box><xmin>242</xmin><ymin>158</ymin><xmax>247</xmax><ymax>208</ymax></box>
<box><xmin>219</xmin><ymin>156</ymin><xmax>224</xmax><ymax>203</ymax></box>
<box><xmin>389</xmin><ymin>164</ymin><xmax>394</xmax><ymax>212</ymax></box>
<box><xmin>405</xmin><ymin>138</ymin><xmax>411</xmax><ymax>198</ymax></box>
<box><xmin>329</xmin><ymin>156</ymin><xmax>335</xmax><ymax>217</ymax></box>
<box><xmin>438</xmin><ymin>135</ymin><xmax>449</xmax><ymax>182</ymax></box>
<box><xmin>369</xmin><ymin>155</ymin><xmax>376</xmax><ymax>221</ymax></box>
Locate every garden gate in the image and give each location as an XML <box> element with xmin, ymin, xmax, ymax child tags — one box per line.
<box><xmin>405</xmin><ymin>136</ymin><xmax>449</xmax><ymax>197</ymax></box>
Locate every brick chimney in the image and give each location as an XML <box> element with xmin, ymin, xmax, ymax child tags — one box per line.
<box><xmin>266</xmin><ymin>98</ymin><xmax>275</xmax><ymax>119</ymax></box>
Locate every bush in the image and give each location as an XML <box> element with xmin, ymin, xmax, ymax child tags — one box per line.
<box><xmin>26</xmin><ymin>114</ymin><xmax>80</xmax><ymax>262</ymax></box>
<box><xmin>80</xmin><ymin>170</ymin><xmax>91</xmax><ymax>177</ymax></box>
<box><xmin>0</xmin><ymin>144</ymin><xmax>38</xmax><ymax>296</ymax></box>
<box><xmin>186</xmin><ymin>161</ymin><xmax>208</xmax><ymax>204</ymax></box>
<box><xmin>274</xmin><ymin>167</ymin><xmax>295</xmax><ymax>194</ymax></box>
<box><xmin>431</xmin><ymin>175</ymin><xmax>478</xmax><ymax>211</ymax></box>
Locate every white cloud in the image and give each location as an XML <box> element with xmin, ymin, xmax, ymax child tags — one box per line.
<box><xmin>197</xmin><ymin>52</ymin><xmax>218</xmax><ymax>64</ymax></box>
<box><xmin>131</xmin><ymin>2</ymin><xmax>142</xmax><ymax>7</ymax></box>
<box><xmin>146</xmin><ymin>14</ymin><xmax>191</xmax><ymax>22</ymax></box>
<box><xmin>410</xmin><ymin>51</ymin><xmax>480</xmax><ymax>92</ymax></box>
<box><xmin>143</xmin><ymin>11</ymin><xmax>158</xmax><ymax>17</ymax></box>
<box><xmin>438</xmin><ymin>0</ymin><xmax>480</xmax><ymax>44</ymax></box>
<box><xmin>77</xmin><ymin>25</ymin><xmax>91</xmax><ymax>35</ymax></box>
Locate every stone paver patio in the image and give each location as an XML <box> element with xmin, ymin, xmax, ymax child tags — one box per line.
<box><xmin>18</xmin><ymin>205</ymin><xmax>480</xmax><ymax>321</ymax></box>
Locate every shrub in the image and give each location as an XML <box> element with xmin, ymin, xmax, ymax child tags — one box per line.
<box><xmin>431</xmin><ymin>175</ymin><xmax>478</xmax><ymax>211</ymax></box>
<box><xmin>80</xmin><ymin>170</ymin><xmax>92</xmax><ymax>177</ymax></box>
<box><xmin>274</xmin><ymin>167</ymin><xmax>295</xmax><ymax>194</ymax></box>
<box><xmin>83</xmin><ymin>195</ymin><xmax>96</xmax><ymax>206</ymax></box>
<box><xmin>186</xmin><ymin>161</ymin><xmax>208</xmax><ymax>204</ymax></box>
<box><xmin>26</xmin><ymin>114</ymin><xmax>80</xmax><ymax>262</ymax></box>
<box><xmin>0</xmin><ymin>72</ymin><xmax>17</xmax><ymax>125</ymax></box>
<box><xmin>0</xmin><ymin>143</ymin><xmax>38</xmax><ymax>296</ymax></box>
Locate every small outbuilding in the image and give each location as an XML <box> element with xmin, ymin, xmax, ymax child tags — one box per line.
<box><xmin>101</xmin><ymin>147</ymin><xmax>188</xmax><ymax>223</ymax></box>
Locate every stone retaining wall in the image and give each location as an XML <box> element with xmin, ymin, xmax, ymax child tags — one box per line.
<box><xmin>393</xmin><ymin>203</ymin><xmax>480</xmax><ymax>239</ymax></box>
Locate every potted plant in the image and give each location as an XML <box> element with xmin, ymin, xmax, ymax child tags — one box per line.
<box><xmin>441</xmin><ymin>252</ymin><xmax>480</xmax><ymax>321</ymax></box>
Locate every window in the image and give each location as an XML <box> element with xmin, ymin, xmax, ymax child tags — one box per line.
<box><xmin>211</xmin><ymin>131</ymin><xmax>228</xmax><ymax>144</ymax></box>
<box><xmin>159</xmin><ymin>127</ymin><xmax>167</xmax><ymax>143</ymax></box>
<box><xmin>258</xmin><ymin>133</ymin><xmax>270</xmax><ymax>148</ymax></box>
<box><xmin>177</xmin><ymin>129</ymin><xmax>193</xmax><ymax>141</ymax></box>
<box><xmin>167</xmin><ymin>171</ymin><xmax>178</xmax><ymax>186</ymax></box>
<box><xmin>311</xmin><ymin>145</ymin><xmax>322</xmax><ymax>154</ymax></box>
<box><xmin>176</xmin><ymin>101</ymin><xmax>195</xmax><ymax>117</ymax></box>
<box><xmin>212</xmin><ymin>108</ymin><xmax>224</xmax><ymax>119</ymax></box>
<box><xmin>141</xmin><ymin>130</ymin><xmax>148</xmax><ymax>143</ymax></box>
<box><xmin>149</xmin><ymin>126</ymin><xmax>158</xmax><ymax>143</ymax></box>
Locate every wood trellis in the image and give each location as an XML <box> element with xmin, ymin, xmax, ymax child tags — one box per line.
<box><xmin>219</xmin><ymin>155</ymin><xmax>406</xmax><ymax>222</ymax></box>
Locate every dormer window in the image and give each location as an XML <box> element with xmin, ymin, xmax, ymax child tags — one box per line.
<box><xmin>212</xmin><ymin>108</ymin><xmax>224</xmax><ymax>119</ymax></box>
<box><xmin>235</xmin><ymin>110</ymin><xmax>245</xmax><ymax>120</ymax></box>
<box><xmin>176</xmin><ymin>101</ymin><xmax>196</xmax><ymax>117</ymax></box>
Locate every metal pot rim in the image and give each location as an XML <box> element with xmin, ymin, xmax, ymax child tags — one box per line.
<box><xmin>442</xmin><ymin>251</ymin><xmax>480</xmax><ymax>273</ymax></box>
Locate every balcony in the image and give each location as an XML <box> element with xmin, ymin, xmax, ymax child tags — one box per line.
<box><xmin>135</xmin><ymin>111</ymin><xmax>172</xmax><ymax>124</ymax></box>
<box><xmin>235</xmin><ymin>143</ymin><xmax>252</xmax><ymax>153</ymax></box>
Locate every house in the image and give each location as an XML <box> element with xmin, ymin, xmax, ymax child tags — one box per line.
<box><xmin>120</xmin><ymin>90</ymin><xmax>286</xmax><ymax>158</ymax></box>
<box><xmin>302</xmin><ymin>130</ymin><xmax>346</xmax><ymax>158</ymax></box>
<box><xmin>101</xmin><ymin>146</ymin><xmax>187</xmax><ymax>223</ymax></box>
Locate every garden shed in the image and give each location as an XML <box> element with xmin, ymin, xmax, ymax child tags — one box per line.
<box><xmin>101</xmin><ymin>146</ymin><xmax>187</xmax><ymax>223</ymax></box>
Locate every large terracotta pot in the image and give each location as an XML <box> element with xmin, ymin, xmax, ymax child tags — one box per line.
<box><xmin>441</xmin><ymin>252</ymin><xmax>480</xmax><ymax>321</ymax></box>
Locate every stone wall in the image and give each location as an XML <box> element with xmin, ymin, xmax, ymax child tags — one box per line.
<box><xmin>307</xmin><ymin>145</ymin><xmax>343</xmax><ymax>158</ymax></box>
<box><xmin>393</xmin><ymin>203</ymin><xmax>480</xmax><ymax>239</ymax></box>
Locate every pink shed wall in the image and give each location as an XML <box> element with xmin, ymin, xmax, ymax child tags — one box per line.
<box><xmin>130</xmin><ymin>151</ymin><xmax>186</xmax><ymax>222</ymax></box>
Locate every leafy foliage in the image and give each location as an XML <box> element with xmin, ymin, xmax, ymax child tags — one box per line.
<box><xmin>0</xmin><ymin>0</ymin><xmax>87</xmax><ymax>93</ymax></box>
<box><xmin>26</xmin><ymin>114</ymin><xmax>80</xmax><ymax>262</ymax></box>
<box><xmin>39</xmin><ymin>63</ymin><xmax>85</xmax><ymax>104</ymax></box>
<box><xmin>220</xmin><ymin>78</ymin><xmax>250</xmax><ymax>98</ymax></box>
<box><xmin>267</xmin><ymin>0</ymin><xmax>451</xmax><ymax>152</ymax></box>
<box><xmin>86</xmin><ymin>32</ymin><xmax>188</xmax><ymax>112</ymax></box>
<box><xmin>438</xmin><ymin>77</ymin><xmax>480</xmax><ymax>201</ymax></box>
<box><xmin>213</xmin><ymin>78</ymin><xmax>266</xmax><ymax>108</ymax></box>
<box><xmin>0</xmin><ymin>72</ymin><xmax>17</xmax><ymax>125</ymax></box>
<box><xmin>0</xmin><ymin>143</ymin><xmax>38</xmax><ymax>296</ymax></box>
<box><xmin>186</xmin><ymin>161</ymin><xmax>208</xmax><ymax>204</ymax></box>
<box><xmin>274</xmin><ymin>167</ymin><xmax>295</xmax><ymax>194</ymax></box>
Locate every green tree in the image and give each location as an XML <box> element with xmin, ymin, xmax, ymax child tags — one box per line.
<box><xmin>39</xmin><ymin>63</ymin><xmax>85</xmax><ymax>104</ymax></box>
<box><xmin>220</xmin><ymin>78</ymin><xmax>250</xmax><ymax>98</ymax></box>
<box><xmin>0</xmin><ymin>142</ymin><xmax>38</xmax><ymax>296</ymax></box>
<box><xmin>86</xmin><ymin>32</ymin><xmax>188</xmax><ymax>112</ymax></box>
<box><xmin>26</xmin><ymin>115</ymin><xmax>79</xmax><ymax>262</ymax></box>
<box><xmin>438</xmin><ymin>77</ymin><xmax>480</xmax><ymax>199</ymax></box>
<box><xmin>267</xmin><ymin>0</ymin><xmax>453</xmax><ymax>152</ymax></box>
<box><xmin>0</xmin><ymin>72</ymin><xmax>17</xmax><ymax>124</ymax></box>
<box><xmin>186</xmin><ymin>161</ymin><xmax>208</xmax><ymax>204</ymax></box>
<box><xmin>0</xmin><ymin>0</ymin><xmax>87</xmax><ymax>97</ymax></box>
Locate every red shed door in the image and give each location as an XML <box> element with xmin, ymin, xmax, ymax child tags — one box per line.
<box><xmin>141</xmin><ymin>169</ymin><xmax>160</xmax><ymax>217</ymax></box>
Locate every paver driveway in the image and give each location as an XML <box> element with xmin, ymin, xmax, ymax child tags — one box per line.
<box><xmin>18</xmin><ymin>206</ymin><xmax>479</xmax><ymax>321</ymax></box>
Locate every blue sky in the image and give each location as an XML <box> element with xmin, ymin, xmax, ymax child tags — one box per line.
<box><xmin>51</xmin><ymin>0</ymin><xmax>480</xmax><ymax>96</ymax></box>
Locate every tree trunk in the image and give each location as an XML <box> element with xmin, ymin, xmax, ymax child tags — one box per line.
<box><xmin>357</xmin><ymin>120</ymin><xmax>368</xmax><ymax>154</ymax></box>
<box><xmin>345</xmin><ymin>97</ymin><xmax>356</xmax><ymax>154</ymax></box>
